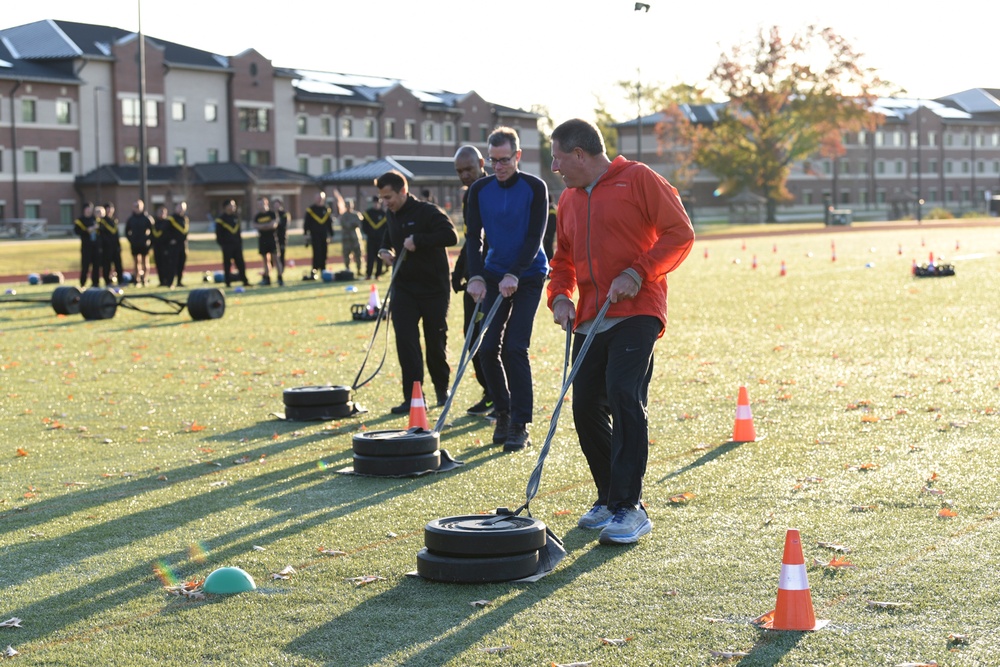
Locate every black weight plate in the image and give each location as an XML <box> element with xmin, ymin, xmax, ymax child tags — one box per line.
<box><xmin>416</xmin><ymin>548</ymin><xmax>539</xmax><ymax>583</ymax></box>
<box><xmin>283</xmin><ymin>385</ymin><xmax>352</xmax><ymax>407</ymax></box>
<box><xmin>284</xmin><ymin>402</ymin><xmax>354</xmax><ymax>421</ymax></box>
<box><xmin>352</xmin><ymin>450</ymin><xmax>441</xmax><ymax>476</ymax></box>
<box><xmin>51</xmin><ymin>286</ymin><xmax>82</xmax><ymax>315</ymax></box>
<box><xmin>79</xmin><ymin>288</ymin><xmax>118</xmax><ymax>320</ymax></box>
<box><xmin>188</xmin><ymin>288</ymin><xmax>226</xmax><ymax>320</ymax></box>
<box><xmin>352</xmin><ymin>429</ymin><xmax>439</xmax><ymax>457</ymax></box>
<box><xmin>41</xmin><ymin>272</ymin><xmax>64</xmax><ymax>284</ymax></box>
<box><xmin>424</xmin><ymin>514</ymin><xmax>547</xmax><ymax>558</ymax></box>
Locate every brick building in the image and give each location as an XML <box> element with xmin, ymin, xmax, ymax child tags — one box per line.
<box><xmin>0</xmin><ymin>19</ymin><xmax>539</xmax><ymax>234</ymax></box>
<box><xmin>617</xmin><ymin>90</ymin><xmax>1000</xmax><ymax>222</ymax></box>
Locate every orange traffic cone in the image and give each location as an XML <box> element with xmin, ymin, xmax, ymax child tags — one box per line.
<box><xmin>755</xmin><ymin>529</ymin><xmax>830</xmax><ymax>631</ymax></box>
<box><xmin>368</xmin><ymin>284</ymin><xmax>381</xmax><ymax>315</ymax></box>
<box><xmin>408</xmin><ymin>381</ymin><xmax>429</xmax><ymax>430</ymax></box>
<box><xmin>779</xmin><ymin>260</ymin><xmax>786</xmax><ymax>277</ymax></box>
<box><xmin>731</xmin><ymin>385</ymin><xmax>758</xmax><ymax>443</ymax></box>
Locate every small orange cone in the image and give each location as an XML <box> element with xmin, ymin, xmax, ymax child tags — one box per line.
<box><xmin>704</xmin><ymin>247</ymin><xmax>709</xmax><ymax>259</ymax></box>
<box><xmin>779</xmin><ymin>260</ymin><xmax>786</xmax><ymax>277</ymax></box>
<box><xmin>407</xmin><ymin>381</ymin><xmax>428</xmax><ymax>430</ymax></box>
<box><xmin>752</xmin><ymin>254</ymin><xmax>758</xmax><ymax>269</ymax></box>
<box><xmin>755</xmin><ymin>529</ymin><xmax>830</xmax><ymax>631</ymax></box>
<box><xmin>368</xmin><ymin>284</ymin><xmax>381</xmax><ymax>315</ymax></box>
<box><xmin>731</xmin><ymin>385</ymin><xmax>757</xmax><ymax>443</ymax></box>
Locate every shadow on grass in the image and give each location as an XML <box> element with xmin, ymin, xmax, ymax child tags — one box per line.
<box><xmin>739</xmin><ymin>629</ymin><xmax>808</xmax><ymax>665</ymax></box>
<box><xmin>656</xmin><ymin>440</ymin><xmax>746</xmax><ymax>483</ymax></box>
<box><xmin>1</xmin><ymin>422</ymin><xmax>508</xmax><ymax>646</ymax></box>
<box><xmin>285</xmin><ymin>540</ymin><xmax>629</xmax><ymax>666</ymax></box>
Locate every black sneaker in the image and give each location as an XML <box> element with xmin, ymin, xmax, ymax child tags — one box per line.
<box><xmin>390</xmin><ymin>401</ymin><xmax>410</xmax><ymax>415</ymax></box>
<box><xmin>504</xmin><ymin>423</ymin><xmax>530</xmax><ymax>451</ymax></box>
<box><xmin>466</xmin><ymin>396</ymin><xmax>494</xmax><ymax>416</ymax></box>
<box><xmin>492</xmin><ymin>411</ymin><xmax>511</xmax><ymax>445</ymax></box>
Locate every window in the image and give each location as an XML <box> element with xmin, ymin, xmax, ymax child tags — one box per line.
<box><xmin>172</xmin><ymin>101</ymin><xmax>185</xmax><ymax>121</ymax></box>
<box><xmin>929</xmin><ymin>159</ymin><xmax>938</xmax><ymax>173</ymax></box>
<box><xmin>147</xmin><ymin>147</ymin><xmax>160</xmax><ymax>165</ymax></box>
<box><xmin>207</xmin><ymin>148</ymin><xmax>219</xmax><ymax>163</ymax></box>
<box><xmin>321</xmin><ymin>116</ymin><xmax>332</xmax><ymax>136</ymax></box>
<box><xmin>405</xmin><ymin>120</ymin><xmax>416</xmax><ymax>140</ymax></box>
<box><xmin>0</xmin><ymin>148</ymin><xmax>3</xmax><ymax>172</ymax></box>
<box><xmin>994</xmin><ymin>160</ymin><xmax>1000</xmax><ymax>174</ymax></box>
<box><xmin>874</xmin><ymin>132</ymin><xmax>884</xmax><ymax>147</ymax></box>
<box><xmin>23</xmin><ymin>149</ymin><xmax>38</xmax><ymax>173</ymax></box>
<box><xmin>56</xmin><ymin>100</ymin><xmax>72</xmax><ymax>124</ymax></box>
<box><xmin>945</xmin><ymin>133</ymin><xmax>954</xmax><ymax>147</ymax></box>
<box><xmin>839</xmin><ymin>160</ymin><xmax>850</xmax><ymax>174</ymax></box>
<box><xmin>238</xmin><ymin>108</ymin><xmax>269</xmax><ymax>132</ymax></box>
<box><xmin>423</xmin><ymin>122</ymin><xmax>435</xmax><ymax>142</ymax></box>
<box><xmin>60</xmin><ymin>203</ymin><xmax>75</xmax><ymax>226</ymax></box>
<box><xmin>876</xmin><ymin>160</ymin><xmax>885</xmax><ymax>174</ymax></box>
<box><xmin>910</xmin><ymin>159</ymin><xmax>918</xmax><ymax>174</ymax></box>
<box><xmin>928</xmin><ymin>132</ymin><xmax>937</xmax><ymax>147</ymax></box>
<box><xmin>977</xmin><ymin>160</ymin><xmax>985</xmax><ymax>173</ymax></box>
<box><xmin>892</xmin><ymin>131</ymin><xmax>902</xmax><ymax>147</ymax></box>
<box><xmin>444</xmin><ymin>123</ymin><xmax>454</xmax><ymax>142</ymax></box>
<box><xmin>297</xmin><ymin>115</ymin><xmax>308</xmax><ymax>135</ymax></box>
<box><xmin>364</xmin><ymin>118</ymin><xmax>375</xmax><ymax>138</ymax></box>
<box><xmin>341</xmin><ymin>118</ymin><xmax>353</xmax><ymax>137</ymax></box>
<box><xmin>122</xmin><ymin>99</ymin><xmax>159</xmax><ymax>127</ymax></box>
<box><xmin>857</xmin><ymin>130</ymin><xmax>867</xmax><ymax>144</ymax></box>
<box><xmin>344</xmin><ymin>158</ymin><xmax>354</xmax><ymax>169</ymax></box>
<box><xmin>479</xmin><ymin>125</ymin><xmax>488</xmax><ymax>142</ymax></box>
<box><xmin>895</xmin><ymin>160</ymin><xmax>904</xmax><ymax>174</ymax></box>
<box><xmin>839</xmin><ymin>192</ymin><xmax>850</xmax><ymax>204</ymax></box>
<box><xmin>59</xmin><ymin>150</ymin><xmax>73</xmax><ymax>173</ymax></box>
<box><xmin>945</xmin><ymin>161</ymin><xmax>953</xmax><ymax>174</ymax></box>
<box><xmin>124</xmin><ymin>146</ymin><xmax>138</xmax><ymax>164</ymax></box>
<box><xmin>321</xmin><ymin>157</ymin><xmax>332</xmax><ymax>173</ymax></box>
<box><xmin>384</xmin><ymin>119</ymin><xmax>396</xmax><ymax>138</ymax></box>
<box><xmin>298</xmin><ymin>157</ymin><xmax>309</xmax><ymax>173</ymax></box>
<box><xmin>22</xmin><ymin>99</ymin><xmax>36</xmax><ymax>123</ymax></box>
<box><xmin>859</xmin><ymin>160</ymin><xmax>868</xmax><ymax>174</ymax></box>
<box><xmin>205</xmin><ymin>103</ymin><xmax>218</xmax><ymax>122</ymax></box>
<box><xmin>24</xmin><ymin>203</ymin><xmax>40</xmax><ymax>219</ymax></box>
<box><xmin>238</xmin><ymin>149</ymin><xmax>271</xmax><ymax>166</ymax></box>
<box><xmin>961</xmin><ymin>160</ymin><xmax>970</xmax><ymax>174</ymax></box>
<box><xmin>821</xmin><ymin>160</ymin><xmax>831</xmax><ymax>175</ymax></box>
<box><xmin>461</xmin><ymin>124</ymin><xmax>470</xmax><ymax>142</ymax></box>
<box><xmin>175</xmin><ymin>148</ymin><xmax>187</xmax><ymax>165</ymax></box>
<box><xmin>803</xmin><ymin>191</ymin><xmax>813</xmax><ymax>205</ymax></box>
<box><xmin>928</xmin><ymin>188</ymin><xmax>938</xmax><ymax>202</ymax></box>
<box><xmin>909</xmin><ymin>131</ymin><xmax>918</xmax><ymax>147</ymax></box>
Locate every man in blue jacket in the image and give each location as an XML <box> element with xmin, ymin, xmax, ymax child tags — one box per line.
<box><xmin>465</xmin><ymin>127</ymin><xmax>549</xmax><ymax>451</ymax></box>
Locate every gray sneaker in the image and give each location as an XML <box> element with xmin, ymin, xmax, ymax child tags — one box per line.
<box><xmin>598</xmin><ymin>506</ymin><xmax>652</xmax><ymax>544</ymax></box>
<box><xmin>577</xmin><ymin>503</ymin><xmax>614</xmax><ymax>530</ymax></box>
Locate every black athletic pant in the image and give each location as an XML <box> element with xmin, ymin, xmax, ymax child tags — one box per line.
<box><xmin>310</xmin><ymin>236</ymin><xmax>328</xmax><ymax>273</ymax></box>
<box><xmin>365</xmin><ymin>237</ymin><xmax>384</xmax><ymax>278</ymax></box>
<box><xmin>80</xmin><ymin>241</ymin><xmax>101</xmax><ymax>287</ymax></box>
<box><xmin>221</xmin><ymin>242</ymin><xmax>248</xmax><ymax>285</ymax></box>
<box><xmin>571</xmin><ymin>315</ymin><xmax>660</xmax><ymax>511</ymax></box>
<box><xmin>391</xmin><ymin>288</ymin><xmax>450</xmax><ymax>403</ymax></box>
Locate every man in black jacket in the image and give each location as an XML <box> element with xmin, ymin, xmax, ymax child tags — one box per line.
<box><xmin>73</xmin><ymin>202</ymin><xmax>101</xmax><ymax>287</ymax></box>
<box><xmin>215</xmin><ymin>200</ymin><xmax>250</xmax><ymax>287</ymax></box>
<box><xmin>452</xmin><ymin>145</ymin><xmax>493</xmax><ymax>417</ymax></box>
<box><xmin>376</xmin><ymin>170</ymin><xmax>459</xmax><ymax>415</ymax></box>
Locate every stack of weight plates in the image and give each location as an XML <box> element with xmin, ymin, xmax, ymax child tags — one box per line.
<box><xmin>282</xmin><ymin>385</ymin><xmax>354</xmax><ymax>420</ymax></box>
<box><xmin>51</xmin><ymin>286</ymin><xmax>82</xmax><ymax>315</ymax></box>
<box><xmin>351</xmin><ymin>428</ymin><xmax>441</xmax><ymax>476</ymax></box>
<box><xmin>416</xmin><ymin>512</ymin><xmax>547</xmax><ymax>583</ymax></box>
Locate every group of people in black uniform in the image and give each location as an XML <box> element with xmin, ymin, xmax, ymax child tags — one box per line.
<box><xmin>74</xmin><ymin>199</ymin><xmax>190</xmax><ymax>288</ymax></box>
<box><xmin>75</xmin><ymin>195</ymin><xmax>389</xmax><ymax>289</ymax></box>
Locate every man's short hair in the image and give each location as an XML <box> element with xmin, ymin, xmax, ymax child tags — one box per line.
<box><xmin>487</xmin><ymin>126</ymin><xmax>520</xmax><ymax>153</ymax></box>
<box><xmin>375</xmin><ymin>170</ymin><xmax>407</xmax><ymax>192</ymax></box>
<box><xmin>551</xmin><ymin>118</ymin><xmax>606</xmax><ymax>157</ymax></box>
<box><xmin>454</xmin><ymin>144</ymin><xmax>483</xmax><ymax>161</ymax></box>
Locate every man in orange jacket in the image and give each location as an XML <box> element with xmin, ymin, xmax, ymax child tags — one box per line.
<box><xmin>548</xmin><ymin>118</ymin><xmax>694</xmax><ymax>545</ymax></box>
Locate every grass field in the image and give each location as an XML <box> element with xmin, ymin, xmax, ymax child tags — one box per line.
<box><xmin>2</xmin><ymin>223</ymin><xmax>999</xmax><ymax>666</ymax></box>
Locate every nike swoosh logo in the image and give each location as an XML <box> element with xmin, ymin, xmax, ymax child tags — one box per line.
<box><xmin>625</xmin><ymin>346</ymin><xmax>640</xmax><ymax>352</ymax></box>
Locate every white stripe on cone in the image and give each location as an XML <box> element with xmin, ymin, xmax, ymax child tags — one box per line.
<box><xmin>778</xmin><ymin>564</ymin><xmax>809</xmax><ymax>591</ymax></box>
<box><xmin>736</xmin><ymin>405</ymin><xmax>753</xmax><ymax>419</ymax></box>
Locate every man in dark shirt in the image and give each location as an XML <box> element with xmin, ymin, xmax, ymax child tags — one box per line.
<box><xmin>169</xmin><ymin>202</ymin><xmax>190</xmax><ymax>287</ymax></box>
<box><xmin>376</xmin><ymin>170</ymin><xmax>459</xmax><ymax>415</ymax></box>
<box><xmin>215</xmin><ymin>200</ymin><xmax>250</xmax><ymax>287</ymax></box>
<box><xmin>125</xmin><ymin>199</ymin><xmax>153</xmax><ymax>287</ymax></box>
<box><xmin>254</xmin><ymin>196</ymin><xmax>282</xmax><ymax>286</ymax></box>
<box><xmin>73</xmin><ymin>202</ymin><xmax>100</xmax><ymax>288</ymax></box>
<box><xmin>452</xmin><ymin>145</ymin><xmax>493</xmax><ymax>417</ymax></box>
<box><xmin>361</xmin><ymin>196</ymin><xmax>387</xmax><ymax>279</ymax></box>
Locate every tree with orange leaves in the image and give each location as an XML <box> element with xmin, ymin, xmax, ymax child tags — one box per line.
<box><xmin>658</xmin><ymin>26</ymin><xmax>890</xmax><ymax>222</ymax></box>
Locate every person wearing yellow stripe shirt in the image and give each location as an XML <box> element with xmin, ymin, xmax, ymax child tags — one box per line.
<box><xmin>214</xmin><ymin>200</ymin><xmax>250</xmax><ymax>287</ymax></box>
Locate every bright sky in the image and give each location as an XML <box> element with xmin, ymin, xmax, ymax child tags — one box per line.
<box><xmin>4</xmin><ymin>0</ymin><xmax>997</xmax><ymax>124</ymax></box>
